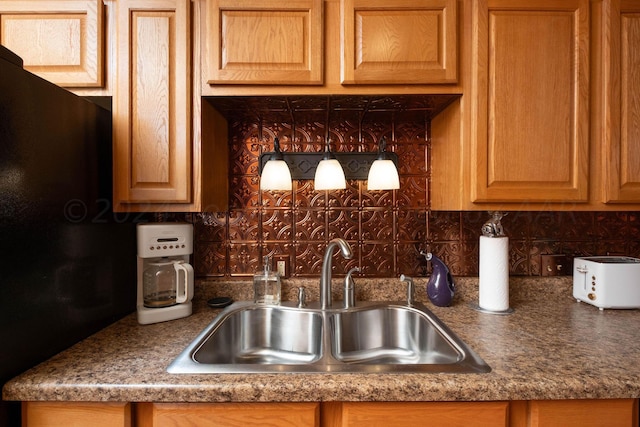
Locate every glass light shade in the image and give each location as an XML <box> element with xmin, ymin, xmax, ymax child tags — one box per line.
<box><xmin>260</xmin><ymin>159</ymin><xmax>292</xmax><ymax>190</ymax></box>
<box><xmin>367</xmin><ymin>159</ymin><xmax>400</xmax><ymax>190</ymax></box>
<box><xmin>314</xmin><ymin>158</ymin><xmax>346</xmax><ymax>190</ymax></box>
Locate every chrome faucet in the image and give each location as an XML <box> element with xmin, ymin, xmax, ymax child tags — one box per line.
<box><xmin>320</xmin><ymin>238</ymin><xmax>353</xmax><ymax>309</ymax></box>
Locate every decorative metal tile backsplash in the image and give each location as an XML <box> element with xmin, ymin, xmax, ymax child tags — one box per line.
<box><xmin>181</xmin><ymin>100</ymin><xmax>640</xmax><ymax>278</ymax></box>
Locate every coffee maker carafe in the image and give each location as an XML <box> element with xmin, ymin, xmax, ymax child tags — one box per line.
<box><xmin>137</xmin><ymin>223</ymin><xmax>194</xmax><ymax>325</ymax></box>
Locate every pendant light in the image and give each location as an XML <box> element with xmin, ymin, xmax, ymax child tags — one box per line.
<box><xmin>259</xmin><ymin>138</ymin><xmax>292</xmax><ymax>191</ymax></box>
<box><xmin>367</xmin><ymin>137</ymin><xmax>400</xmax><ymax>190</ymax></box>
<box><xmin>314</xmin><ymin>139</ymin><xmax>346</xmax><ymax>190</ymax></box>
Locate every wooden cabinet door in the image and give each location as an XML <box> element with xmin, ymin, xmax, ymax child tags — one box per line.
<box><xmin>471</xmin><ymin>0</ymin><xmax>590</xmax><ymax>203</ymax></box>
<box><xmin>22</xmin><ymin>402</ymin><xmax>131</xmax><ymax>427</ymax></box>
<box><xmin>340</xmin><ymin>0</ymin><xmax>457</xmax><ymax>84</ymax></box>
<box><xmin>321</xmin><ymin>401</ymin><xmax>509</xmax><ymax>427</ymax></box>
<box><xmin>137</xmin><ymin>402</ymin><xmax>320</xmax><ymax>427</ymax></box>
<box><xmin>602</xmin><ymin>0</ymin><xmax>640</xmax><ymax>203</ymax></box>
<box><xmin>113</xmin><ymin>0</ymin><xmax>191</xmax><ymax>209</ymax></box>
<box><xmin>0</xmin><ymin>0</ymin><xmax>104</xmax><ymax>88</ymax></box>
<box><xmin>203</xmin><ymin>0</ymin><xmax>323</xmax><ymax>85</ymax></box>
<box><xmin>523</xmin><ymin>399</ymin><xmax>638</xmax><ymax>427</ymax></box>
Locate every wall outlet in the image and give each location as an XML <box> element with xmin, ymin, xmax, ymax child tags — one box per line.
<box><xmin>273</xmin><ymin>254</ymin><xmax>290</xmax><ymax>278</ymax></box>
<box><xmin>540</xmin><ymin>254</ymin><xmax>570</xmax><ymax>276</ymax></box>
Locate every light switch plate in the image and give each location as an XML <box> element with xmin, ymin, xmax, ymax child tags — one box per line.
<box><xmin>540</xmin><ymin>254</ymin><xmax>570</xmax><ymax>276</ymax></box>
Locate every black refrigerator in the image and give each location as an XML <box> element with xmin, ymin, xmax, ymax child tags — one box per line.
<box><xmin>0</xmin><ymin>46</ymin><xmax>138</xmax><ymax>426</ymax></box>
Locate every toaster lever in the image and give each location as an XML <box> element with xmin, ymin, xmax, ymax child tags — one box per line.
<box><xmin>575</xmin><ymin>264</ymin><xmax>589</xmax><ymax>292</ymax></box>
<box><xmin>576</xmin><ymin>265</ymin><xmax>588</xmax><ymax>274</ymax></box>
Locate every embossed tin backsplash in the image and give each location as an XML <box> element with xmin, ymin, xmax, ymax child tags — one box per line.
<box><xmin>178</xmin><ymin>97</ymin><xmax>640</xmax><ymax>278</ymax></box>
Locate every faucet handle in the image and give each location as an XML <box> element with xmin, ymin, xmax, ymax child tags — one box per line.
<box><xmin>400</xmin><ymin>274</ymin><xmax>415</xmax><ymax>306</ymax></box>
<box><xmin>344</xmin><ymin>267</ymin><xmax>360</xmax><ymax>309</ymax></box>
<box><xmin>345</xmin><ymin>266</ymin><xmax>360</xmax><ymax>281</ymax></box>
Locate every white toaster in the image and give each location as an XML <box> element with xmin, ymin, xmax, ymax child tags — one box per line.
<box><xmin>573</xmin><ymin>256</ymin><xmax>640</xmax><ymax>310</ymax></box>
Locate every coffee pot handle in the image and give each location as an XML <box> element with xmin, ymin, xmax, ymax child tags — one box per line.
<box><xmin>173</xmin><ymin>262</ymin><xmax>194</xmax><ymax>303</ymax></box>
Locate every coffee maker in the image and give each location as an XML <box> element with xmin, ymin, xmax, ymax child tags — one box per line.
<box><xmin>136</xmin><ymin>223</ymin><xmax>194</xmax><ymax>325</ymax></box>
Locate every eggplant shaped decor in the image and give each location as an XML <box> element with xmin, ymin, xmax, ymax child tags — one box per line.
<box><xmin>421</xmin><ymin>251</ymin><xmax>455</xmax><ymax>307</ymax></box>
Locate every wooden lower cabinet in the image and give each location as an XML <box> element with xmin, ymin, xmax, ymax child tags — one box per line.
<box><xmin>510</xmin><ymin>399</ymin><xmax>639</xmax><ymax>427</ymax></box>
<box><xmin>136</xmin><ymin>402</ymin><xmax>320</xmax><ymax>427</ymax></box>
<box><xmin>321</xmin><ymin>401</ymin><xmax>509</xmax><ymax>427</ymax></box>
<box><xmin>20</xmin><ymin>399</ymin><xmax>639</xmax><ymax>427</ymax></box>
<box><xmin>22</xmin><ymin>401</ymin><xmax>131</xmax><ymax>427</ymax></box>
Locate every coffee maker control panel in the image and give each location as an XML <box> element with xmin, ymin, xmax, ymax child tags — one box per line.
<box><xmin>137</xmin><ymin>223</ymin><xmax>193</xmax><ymax>258</ymax></box>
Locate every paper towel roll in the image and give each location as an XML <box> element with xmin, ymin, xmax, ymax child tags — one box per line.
<box><xmin>479</xmin><ymin>235</ymin><xmax>510</xmax><ymax>311</ymax></box>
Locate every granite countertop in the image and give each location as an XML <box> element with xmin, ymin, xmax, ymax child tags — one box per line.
<box><xmin>3</xmin><ymin>277</ymin><xmax>640</xmax><ymax>403</ymax></box>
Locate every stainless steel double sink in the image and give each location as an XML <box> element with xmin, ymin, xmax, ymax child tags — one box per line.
<box><xmin>168</xmin><ymin>301</ymin><xmax>490</xmax><ymax>374</ymax></box>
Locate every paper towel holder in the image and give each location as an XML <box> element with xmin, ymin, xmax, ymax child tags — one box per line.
<box><xmin>471</xmin><ymin>211</ymin><xmax>515</xmax><ymax>315</ymax></box>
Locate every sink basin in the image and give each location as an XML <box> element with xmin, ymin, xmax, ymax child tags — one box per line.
<box><xmin>331</xmin><ymin>306</ymin><xmax>462</xmax><ymax>365</ymax></box>
<box><xmin>193</xmin><ymin>305</ymin><xmax>323</xmax><ymax>365</ymax></box>
<box><xmin>168</xmin><ymin>301</ymin><xmax>490</xmax><ymax>374</ymax></box>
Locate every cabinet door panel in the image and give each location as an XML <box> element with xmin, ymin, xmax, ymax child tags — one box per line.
<box><xmin>334</xmin><ymin>401</ymin><xmax>508</xmax><ymax>427</ymax></box>
<box><xmin>528</xmin><ymin>399</ymin><xmax>638</xmax><ymax>427</ymax></box>
<box><xmin>113</xmin><ymin>0</ymin><xmax>191</xmax><ymax>207</ymax></box>
<box><xmin>137</xmin><ymin>402</ymin><xmax>319</xmax><ymax>427</ymax></box>
<box><xmin>23</xmin><ymin>402</ymin><xmax>131</xmax><ymax>427</ymax></box>
<box><xmin>0</xmin><ymin>0</ymin><xmax>103</xmax><ymax>87</ymax></box>
<box><xmin>603</xmin><ymin>0</ymin><xmax>640</xmax><ymax>202</ymax></box>
<box><xmin>341</xmin><ymin>0</ymin><xmax>457</xmax><ymax>84</ymax></box>
<box><xmin>472</xmin><ymin>0</ymin><xmax>590</xmax><ymax>203</ymax></box>
<box><xmin>204</xmin><ymin>0</ymin><xmax>323</xmax><ymax>85</ymax></box>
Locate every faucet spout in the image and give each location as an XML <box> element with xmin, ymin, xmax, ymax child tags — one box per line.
<box><xmin>320</xmin><ymin>238</ymin><xmax>353</xmax><ymax>309</ymax></box>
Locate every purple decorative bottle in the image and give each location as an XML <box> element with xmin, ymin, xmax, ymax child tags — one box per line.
<box><xmin>421</xmin><ymin>251</ymin><xmax>455</xmax><ymax>307</ymax></box>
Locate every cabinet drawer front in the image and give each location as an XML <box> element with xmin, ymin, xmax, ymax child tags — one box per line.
<box><xmin>334</xmin><ymin>401</ymin><xmax>508</xmax><ymax>427</ymax></box>
<box><xmin>137</xmin><ymin>402</ymin><xmax>320</xmax><ymax>427</ymax></box>
<box><xmin>23</xmin><ymin>402</ymin><xmax>131</xmax><ymax>427</ymax></box>
<box><xmin>341</xmin><ymin>0</ymin><xmax>457</xmax><ymax>84</ymax></box>
<box><xmin>472</xmin><ymin>0</ymin><xmax>590</xmax><ymax>203</ymax></box>
<box><xmin>204</xmin><ymin>0</ymin><xmax>323</xmax><ymax>85</ymax></box>
<box><xmin>528</xmin><ymin>399</ymin><xmax>638</xmax><ymax>427</ymax></box>
<box><xmin>0</xmin><ymin>0</ymin><xmax>104</xmax><ymax>87</ymax></box>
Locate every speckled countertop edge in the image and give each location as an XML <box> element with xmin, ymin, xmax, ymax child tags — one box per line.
<box><xmin>3</xmin><ymin>276</ymin><xmax>640</xmax><ymax>403</ymax></box>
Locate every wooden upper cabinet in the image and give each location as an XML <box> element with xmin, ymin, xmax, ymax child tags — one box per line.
<box><xmin>113</xmin><ymin>0</ymin><xmax>192</xmax><ymax>209</ymax></box>
<box><xmin>0</xmin><ymin>0</ymin><xmax>104</xmax><ymax>88</ymax></box>
<box><xmin>471</xmin><ymin>0</ymin><xmax>590</xmax><ymax>203</ymax></box>
<box><xmin>602</xmin><ymin>0</ymin><xmax>640</xmax><ymax>203</ymax></box>
<box><xmin>203</xmin><ymin>0</ymin><xmax>323</xmax><ymax>85</ymax></box>
<box><xmin>201</xmin><ymin>0</ymin><xmax>460</xmax><ymax>92</ymax></box>
<box><xmin>340</xmin><ymin>0</ymin><xmax>457</xmax><ymax>85</ymax></box>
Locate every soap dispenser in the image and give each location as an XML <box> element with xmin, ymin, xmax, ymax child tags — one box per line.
<box><xmin>421</xmin><ymin>251</ymin><xmax>455</xmax><ymax>307</ymax></box>
<box><xmin>253</xmin><ymin>255</ymin><xmax>281</xmax><ymax>305</ymax></box>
